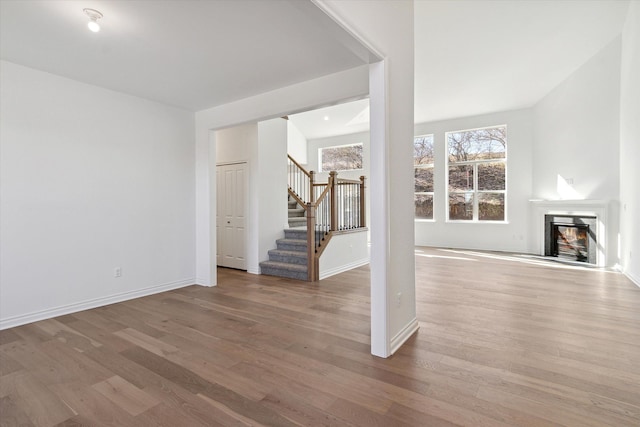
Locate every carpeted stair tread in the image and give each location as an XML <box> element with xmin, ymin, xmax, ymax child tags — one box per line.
<box><xmin>277</xmin><ymin>238</ymin><xmax>306</xmax><ymax>245</ymax></box>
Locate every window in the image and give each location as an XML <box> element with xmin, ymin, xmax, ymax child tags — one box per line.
<box><xmin>319</xmin><ymin>143</ymin><xmax>363</xmax><ymax>172</ymax></box>
<box><xmin>447</xmin><ymin>125</ymin><xmax>506</xmax><ymax>221</ymax></box>
<box><xmin>414</xmin><ymin>134</ymin><xmax>434</xmax><ymax>219</ymax></box>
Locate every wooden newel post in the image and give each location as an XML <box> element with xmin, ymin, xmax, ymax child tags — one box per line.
<box><xmin>309</xmin><ymin>170</ymin><xmax>315</xmax><ymax>204</ymax></box>
<box><xmin>360</xmin><ymin>175</ymin><xmax>366</xmax><ymax>228</ymax></box>
<box><xmin>306</xmin><ymin>202</ymin><xmax>316</xmax><ymax>281</ymax></box>
<box><xmin>329</xmin><ymin>171</ymin><xmax>338</xmax><ymax>232</ymax></box>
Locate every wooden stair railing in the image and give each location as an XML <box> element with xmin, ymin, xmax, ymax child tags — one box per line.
<box><xmin>287</xmin><ymin>154</ymin><xmax>314</xmax><ymax>206</ymax></box>
<box><xmin>287</xmin><ymin>155</ymin><xmax>367</xmax><ymax>281</ymax></box>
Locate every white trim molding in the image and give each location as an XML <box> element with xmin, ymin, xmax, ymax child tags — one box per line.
<box><xmin>195</xmin><ymin>277</ymin><xmax>215</xmax><ymax>286</ymax></box>
<box><xmin>390</xmin><ymin>317</ymin><xmax>419</xmax><ymax>355</ymax></box>
<box><xmin>626</xmin><ymin>271</ymin><xmax>640</xmax><ymax>289</ymax></box>
<box><xmin>530</xmin><ymin>199</ymin><xmax>610</xmax><ymax>267</ymax></box>
<box><xmin>0</xmin><ymin>278</ymin><xmax>195</xmax><ymax>330</ymax></box>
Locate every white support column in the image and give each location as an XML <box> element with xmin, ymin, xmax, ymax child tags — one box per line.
<box><xmin>369</xmin><ymin>60</ymin><xmax>390</xmax><ymax>356</ymax></box>
<box><xmin>316</xmin><ymin>0</ymin><xmax>418</xmax><ymax>358</ymax></box>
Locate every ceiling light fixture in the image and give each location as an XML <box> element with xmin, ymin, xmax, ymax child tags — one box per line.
<box><xmin>83</xmin><ymin>8</ymin><xmax>103</xmax><ymax>32</ymax></box>
<box><xmin>324</xmin><ymin>116</ymin><xmax>330</xmax><ymax>121</ymax></box>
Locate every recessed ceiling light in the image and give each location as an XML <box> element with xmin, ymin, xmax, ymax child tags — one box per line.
<box><xmin>323</xmin><ymin>116</ymin><xmax>330</xmax><ymax>121</ymax></box>
<box><xmin>84</xmin><ymin>8</ymin><xmax>103</xmax><ymax>32</ymax></box>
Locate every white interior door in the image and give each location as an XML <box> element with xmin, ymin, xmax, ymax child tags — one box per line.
<box><xmin>216</xmin><ymin>163</ymin><xmax>247</xmax><ymax>270</ymax></box>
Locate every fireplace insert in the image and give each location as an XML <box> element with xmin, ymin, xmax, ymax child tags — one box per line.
<box><xmin>553</xmin><ymin>223</ymin><xmax>589</xmax><ymax>262</ymax></box>
<box><xmin>544</xmin><ymin>214</ymin><xmax>597</xmax><ymax>264</ymax></box>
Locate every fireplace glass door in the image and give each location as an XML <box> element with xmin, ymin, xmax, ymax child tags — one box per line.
<box><xmin>553</xmin><ymin>223</ymin><xmax>589</xmax><ymax>262</ymax></box>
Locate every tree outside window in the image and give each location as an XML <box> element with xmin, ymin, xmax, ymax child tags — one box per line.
<box><xmin>414</xmin><ymin>134</ymin><xmax>434</xmax><ymax>219</ymax></box>
<box><xmin>447</xmin><ymin>126</ymin><xmax>506</xmax><ymax>221</ymax></box>
<box><xmin>320</xmin><ymin>143</ymin><xmax>363</xmax><ymax>172</ymax></box>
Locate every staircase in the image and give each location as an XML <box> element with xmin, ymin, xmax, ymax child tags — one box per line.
<box><xmin>287</xmin><ymin>194</ymin><xmax>306</xmax><ymax>227</ymax></box>
<box><xmin>259</xmin><ymin>155</ymin><xmax>367</xmax><ymax>281</ymax></box>
<box><xmin>259</xmin><ymin>228</ymin><xmax>308</xmax><ymax>280</ymax></box>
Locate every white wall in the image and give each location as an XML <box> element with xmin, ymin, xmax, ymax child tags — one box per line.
<box><xmin>532</xmin><ymin>37</ymin><xmax>621</xmax><ymax>265</ymax></box>
<box><xmin>414</xmin><ymin>109</ymin><xmax>534</xmax><ymax>253</ymax></box>
<box><xmin>257</xmin><ymin>119</ymin><xmax>289</xmax><ymax>267</ymax></box>
<box><xmin>287</xmin><ymin>121</ymin><xmax>308</xmax><ymax>165</ymax></box>
<box><xmin>215</xmin><ymin>123</ymin><xmax>256</xmax><ymax>164</ymax></box>
<box><xmin>0</xmin><ymin>61</ymin><xmax>195</xmax><ymax>329</ymax></box>
<box><xmin>533</xmin><ymin>38</ymin><xmax>621</xmax><ymax>202</ymax></box>
<box><xmin>195</xmin><ymin>65</ymin><xmax>369</xmax><ymax>286</ymax></box>
<box><xmin>620</xmin><ymin>1</ymin><xmax>640</xmax><ymax>285</ymax></box>
<box><xmin>319</xmin><ymin>231</ymin><xmax>369</xmax><ymax>280</ymax></box>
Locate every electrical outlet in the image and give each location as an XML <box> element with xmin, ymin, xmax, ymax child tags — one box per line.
<box><xmin>396</xmin><ymin>292</ymin><xmax>402</xmax><ymax>306</ymax></box>
<box><xmin>114</xmin><ymin>267</ymin><xmax>122</xmax><ymax>278</ymax></box>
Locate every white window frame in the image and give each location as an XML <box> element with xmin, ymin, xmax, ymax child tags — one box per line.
<box><xmin>413</xmin><ymin>134</ymin><xmax>435</xmax><ymax>221</ymax></box>
<box><xmin>318</xmin><ymin>142</ymin><xmax>364</xmax><ymax>172</ymax></box>
<box><xmin>445</xmin><ymin>125</ymin><xmax>507</xmax><ymax>223</ymax></box>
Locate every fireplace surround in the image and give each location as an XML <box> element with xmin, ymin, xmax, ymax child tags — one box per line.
<box><xmin>530</xmin><ymin>200</ymin><xmax>609</xmax><ymax>267</ymax></box>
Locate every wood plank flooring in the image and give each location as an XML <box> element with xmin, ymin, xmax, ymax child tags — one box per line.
<box><xmin>1</xmin><ymin>247</ymin><xmax>639</xmax><ymax>426</ymax></box>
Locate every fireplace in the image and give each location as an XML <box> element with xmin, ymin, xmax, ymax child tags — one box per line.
<box><xmin>544</xmin><ymin>214</ymin><xmax>597</xmax><ymax>264</ymax></box>
<box><xmin>531</xmin><ymin>200</ymin><xmax>609</xmax><ymax>267</ymax></box>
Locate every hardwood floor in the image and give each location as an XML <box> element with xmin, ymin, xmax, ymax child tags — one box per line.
<box><xmin>1</xmin><ymin>247</ymin><xmax>639</xmax><ymax>426</ymax></box>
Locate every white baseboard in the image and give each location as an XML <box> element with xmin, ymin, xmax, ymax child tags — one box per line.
<box><xmin>390</xmin><ymin>317</ymin><xmax>419</xmax><ymax>356</ymax></box>
<box><xmin>0</xmin><ymin>278</ymin><xmax>195</xmax><ymax>330</ymax></box>
<box><xmin>625</xmin><ymin>271</ymin><xmax>640</xmax><ymax>289</ymax></box>
<box><xmin>195</xmin><ymin>277</ymin><xmax>214</xmax><ymax>286</ymax></box>
<box><xmin>319</xmin><ymin>258</ymin><xmax>369</xmax><ymax>280</ymax></box>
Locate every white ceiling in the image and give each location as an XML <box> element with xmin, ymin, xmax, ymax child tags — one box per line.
<box><xmin>0</xmin><ymin>0</ymin><xmax>371</xmax><ymax>111</ymax></box>
<box><xmin>1</xmin><ymin>0</ymin><xmax>631</xmax><ymax>137</ymax></box>
<box><xmin>291</xmin><ymin>0</ymin><xmax>630</xmax><ymax>140</ymax></box>
<box><xmin>288</xmin><ymin>98</ymin><xmax>370</xmax><ymax>140</ymax></box>
<box><xmin>413</xmin><ymin>0</ymin><xmax>630</xmax><ymax>124</ymax></box>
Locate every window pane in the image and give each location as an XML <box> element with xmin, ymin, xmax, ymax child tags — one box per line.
<box><xmin>447</xmin><ymin>126</ymin><xmax>506</xmax><ymax>162</ymax></box>
<box><xmin>449</xmin><ymin>192</ymin><xmax>473</xmax><ymax>220</ymax></box>
<box><xmin>448</xmin><ymin>165</ymin><xmax>474</xmax><ymax>191</ymax></box>
<box><xmin>478</xmin><ymin>162</ymin><xmax>505</xmax><ymax>190</ymax></box>
<box><xmin>320</xmin><ymin>144</ymin><xmax>363</xmax><ymax>172</ymax></box>
<box><xmin>415</xmin><ymin>194</ymin><xmax>433</xmax><ymax>219</ymax></box>
<box><xmin>478</xmin><ymin>193</ymin><xmax>505</xmax><ymax>221</ymax></box>
<box><xmin>414</xmin><ymin>135</ymin><xmax>434</xmax><ymax>165</ymax></box>
<box><xmin>414</xmin><ymin>167</ymin><xmax>433</xmax><ymax>192</ymax></box>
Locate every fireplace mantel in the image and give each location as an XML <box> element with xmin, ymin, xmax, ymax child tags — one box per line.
<box><xmin>530</xmin><ymin>200</ymin><xmax>610</xmax><ymax>267</ymax></box>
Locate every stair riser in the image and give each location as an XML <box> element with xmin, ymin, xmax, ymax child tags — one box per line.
<box><xmin>277</xmin><ymin>242</ymin><xmax>307</xmax><ymax>251</ymax></box>
<box><xmin>268</xmin><ymin>253</ymin><xmax>307</xmax><ymax>265</ymax></box>
<box><xmin>288</xmin><ymin>210</ymin><xmax>305</xmax><ymax>218</ymax></box>
<box><xmin>284</xmin><ymin>229</ymin><xmax>307</xmax><ymax>240</ymax></box>
<box><xmin>261</xmin><ymin>267</ymin><xmax>308</xmax><ymax>281</ymax></box>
